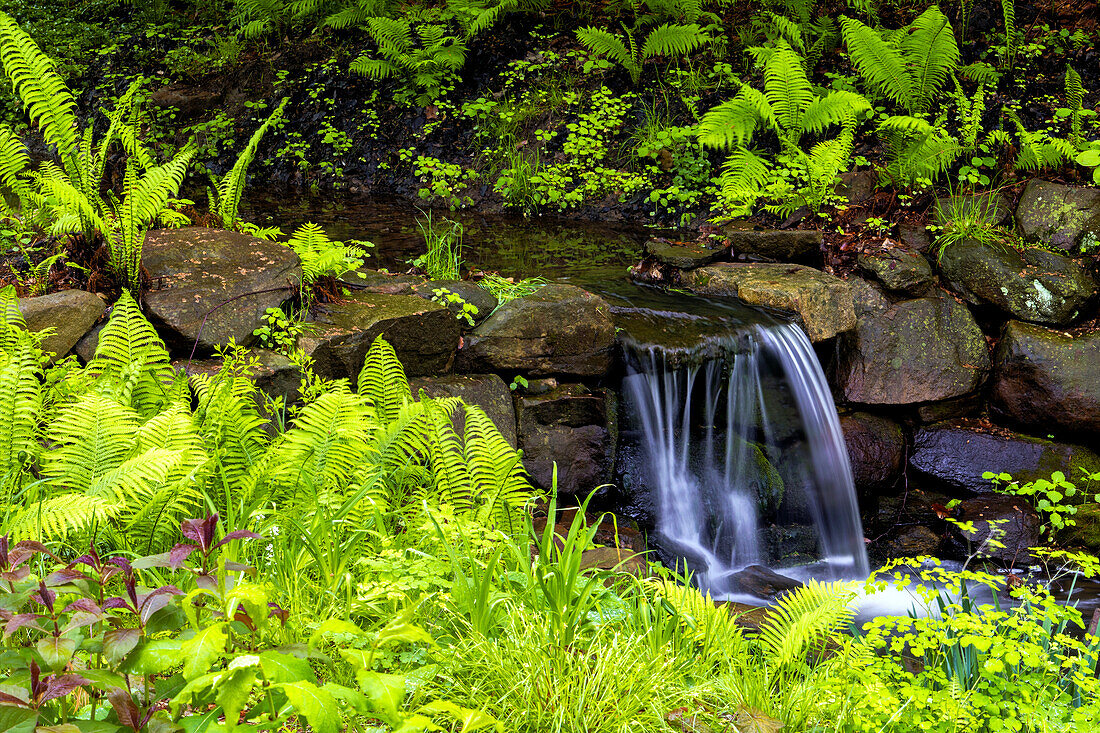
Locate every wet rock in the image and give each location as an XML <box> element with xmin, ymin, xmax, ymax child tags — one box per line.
<box><xmin>18</xmin><ymin>290</ymin><xmax>106</xmax><ymax>361</ymax></box>
<box><xmin>915</xmin><ymin>393</ymin><xmax>983</xmax><ymax>423</ymax></box>
<box><xmin>945</xmin><ymin>496</ymin><xmax>1041</xmax><ymax>566</ymax></box>
<box><xmin>857</xmin><ymin>248</ymin><xmax>934</xmax><ymax>295</ymax></box>
<box><xmin>643</xmin><ymin>239</ymin><xmax>726</xmax><ymax>269</ymax></box>
<box><xmin>411</xmin><ymin>280</ymin><xmax>497</xmax><ymax>326</ymax></box>
<box><xmin>1061</xmin><ymin>503</ymin><xmax>1100</xmax><ymax>553</ymax></box>
<box><xmin>840</xmin><ymin>412</ymin><xmax>905</xmax><ymax>493</ymax></box>
<box><xmin>409</xmin><ymin>373</ymin><xmax>516</xmax><ymax>447</ymax></box>
<box><xmin>938</xmin><ymin>239</ymin><xmax>1095</xmax><ymax>325</ymax></box>
<box><xmin>833</xmin><ymin>288</ymin><xmax>990</xmax><ymax>405</ymax></box>
<box><xmin>515</xmin><ymin>383</ymin><xmax>616</xmax><ymax>498</ymax></box>
<box><xmin>898</xmin><ymin>222</ymin><xmax>932</xmax><ymax>252</ymax></box>
<box><xmin>990</xmin><ymin>320</ymin><xmax>1100</xmax><ymax>436</ymax></box>
<box><xmin>150</xmin><ymin>86</ymin><xmax>219</xmax><ymax>116</ymax></box>
<box><xmin>910</xmin><ymin>420</ymin><xmax>1100</xmax><ymax>494</ymax></box>
<box><xmin>579</xmin><ymin>547</ymin><xmax>647</xmax><ymax>574</ymax></box>
<box><xmin>338</xmin><ymin>268</ymin><xmax>424</xmax><ymax>295</ymax></box>
<box><xmin>835</xmin><ymin>170</ymin><xmax>878</xmax><ymax>205</ymax></box>
<box><xmin>1015</xmin><ymin>179</ymin><xmax>1100</xmax><ymax>253</ymax></box>
<box><xmin>722</xmin><ymin>564</ymin><xmax>803</xmax><ymax>600</ymax></box>
<box><xmin>934</xmin><ymin>192</ymin><xmax>1013</xmax><ymax>228</ymax></box>
<box><xmin>303</xmin><ymin>292</ymin><xmax>459</xmax><ymax>383</ymax></box>
<box><xmin>143</xmin><ymin>228</ymin><xmax>301</xmax><ymax>355</ymax></box>
<box><xmin>760</xmin><ymin>525</ymin><xmax>820</xmax><ymax>565</ymax></box>
<box><xmin>173</xmin><ymin>349</ymin><xmax>303</xmax><ymax>403</ymax></box>
<box><xmin>72</xmin><ymin>322</ymin><xmax>103</xmax><ymax>364</ymax></box>
<box><xmin>719</xmin><ymin>221</ymin><xmax>823</xmax><ymax>262</ymax></box>
<box><xmin>883</xmin><ymin>526</ymin><xmax>942</xmax><ymax>558</ymax></box>
<box><xmin>457</xmin><ymin>284</ymin><xmax>615</xmax><ymax>377</ymax></box>
<box><xmin>682</xmin><ymin>263</ymin><xmax>855</xmax><ymax>342</ymax></box>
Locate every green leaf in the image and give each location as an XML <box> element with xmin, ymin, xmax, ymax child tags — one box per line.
<box><xmin>77</xmin><ymin>669</ymin><xmax>128</xmax><ymax>692</ymax></box>
<box><xmin>259</xmin><ymin>650</ymin><xmax>315</xmax><ymax>684</ymax></box>
<box><xmin>376</xmin><ymin>622</ymin><xmax>435</xmax><ymax>648</ymax></box>
<box><xmin>36</xmin><ymin>637</ymin><xmax>76</xmax><ymax>671</ymax></box>
<box><xmin>0</xmin><ymin>707</ymin><xmax>36</xmax><ymax>733</ymax></box>
<box><xmin>102</xmin><ymin>628</ymin><xmax>142</xmax><ymax>666</ymax></box>
<box><xmin>120</xmin><ymin>639</ymin><xmax>182</xmax><ymax>675</ymax></box>
<box><xmin>180</xmin><ymin>623</ymin><xmax>227</xmax><ymax>681</ymax></box>
<box><xmin>1076</xmin><ymin>149</ymin><xmax>1100</xmax><ymax>166</ymax></box>
<box><xmin>419</xmin><ymin>701</ymin><xmax>502</xmax><ymax>733</ymax></box>
<box><xmin>355</xmin><ymin>670</ymin><xmax>407</xmax><ymax>722</ymax></box>
<box><xmin>308</xmin><ymin>618</ymin><xmax>365</xmax><ymax>649</ymax></box>
<box><xmin>278</xmin><ymin>681</ymin><xmax>340</xmax><ymax>733</ymax></box>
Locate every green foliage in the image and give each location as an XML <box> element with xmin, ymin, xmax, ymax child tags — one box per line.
<box><xmin>0</xmin><ymin>14</ymin><xmax>196</xmax><ymax>292</ymax></box>
<box><xmin>350</xmin><ymin>17</ymin><xmax>468</xmax><ymax>106</ymax></box>
<box><xmin>209</xmin><ymin>97</ymin><xmax>289</xmax><ymax>231</ymax></box>
<box><xmin>285</xmin><ymin>221</ymin><xmax>372</xmax><ymax>290</ymax></box>
<box><xmin>577</xmin><ymin>22</ymin><xmax>710</xmax><ymax>85</ymax></box>
<box><xmin>414</xmin><ymin>211</ymin><xmax>464</xmax><ymax>280</ymax></box>
<box><xmin>985</xmin><ymin>470</ymin><xmax>1082</xmax><ymax>538</ymax></box>
<box><xmin>699</xmin><ymin>40</ymin><xmax>870</xmax><ymax>216</ymax></box>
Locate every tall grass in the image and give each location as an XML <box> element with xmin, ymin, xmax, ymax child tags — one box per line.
<box><xmin>415</xmin><ymin>210</ymin><xmax>465</xmax><ymax>280</ymax></box>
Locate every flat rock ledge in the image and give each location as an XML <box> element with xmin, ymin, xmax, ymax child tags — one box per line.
<box><xmin>143</xmin><ymin>228</ymin><xmax>301</xmax><ymax>355</ymax></box>
<box><xmin>681</xmin><ymin>263</ymin><xmax>856</xmax><ymax>342</ymax></box>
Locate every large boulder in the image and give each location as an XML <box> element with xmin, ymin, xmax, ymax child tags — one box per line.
<box><xmin>457</xmin><ymin>284</ymin><xmax>615</xmax><ymax>377</ymax></box>
<box><xmin>840</xmin><ymin>412</ymin><xmax>906</xmax><ymax>494</ymax></box>
<box><xmin>303</xmin><ymin>292</ymin><xmax>459</xmax><ymax>383</ymax></box>
<box><xmin>945</xmin><ymin>496</ymin><xmax>1041</xmax><ymax>567</ymax></box>
<box><xmin>857</xmin><ymin>247</ymin><xmax>934</xmax><ymax>296</ymax></box>
<box><xmin>832</xmin><ymin>283</ymin><xmax>990</xmax><ymax>405</ymax></box>
<box><xmin>515</xmin><ymin>383</ymin><xmax>616</xmax><ymax>497</ymax></box>
<box><xmin>411</xmin><ymin>280</ymin><xmax>498</xmax><ymax>326</ymax></box>
<box><xmin>938</xmin><ymin>239</ymin><xmax>1095</xmax><ymax>325</ymax></box>
<box><xmin>719</xmin><ymin>222</ymin><xmax>823</xmax><ymax>263</ymax></box>
<box><xmin>909</xmin><ymin>420</ymin><xmax>1100</xmax><ymax>494</ymax></box>
<box><xmin>1014</xmin><ymin>179</ymin><xmax>1100</xmax><ymax>254</ymax></box>
<box><xmin>142</xmin><ymin>228</ymin><xmax>301</xmax><ymax>355</ymax></box>
<box><xmin>18</xmin><ymin>290</ymin><xmax>105</xmax><ymax>361</ymax></box>
<box><xmin>682</xmin><ymin>263</ymin><xmax>855</xmax><ymax>342</ymax></box>
<box><xmin>990</xmin><ymin>320</ymin><xmax>1100</xmax><ymax>436</ymax></box>
<box><xmin>409</xmin><ymin>373</ymin><xmax>517</xmax><ymax>447</ymax></box>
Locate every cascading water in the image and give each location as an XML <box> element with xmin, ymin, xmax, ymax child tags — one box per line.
<box><xmin>619</xmin><ymin>312</ymin><xmax>869</xmax><ymax>597</ymax></box>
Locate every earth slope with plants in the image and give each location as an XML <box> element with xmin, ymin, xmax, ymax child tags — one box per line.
<box><xmin>0</xmin><ymin>0</ymin><xmax>1097</xmax><ymax>731</ymax></box>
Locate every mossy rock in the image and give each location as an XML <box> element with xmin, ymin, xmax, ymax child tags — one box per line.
<box><xmin>938</xmin><ymin>239</ymin><xmax>1095</xmax><ymax>326</ymax></box>
<box><xmin>1014</xmin><ymin>179</ymin><xmax>1100</xmax><ymax>254</ymax></box>
<box><xmin>1061</xmin><ymin>503</ymin><xmax>1100</xmax><ymax>552</ymax></box>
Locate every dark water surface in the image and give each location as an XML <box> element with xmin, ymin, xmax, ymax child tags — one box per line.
<box><xmin>241</xmin><ymin>193</ymin><xmax>667</xmax><ymax>285</ymax></box>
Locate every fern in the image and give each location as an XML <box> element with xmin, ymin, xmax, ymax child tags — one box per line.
<box><xmin>577</xmin><ymin>21</ymin><xmax>709</xmax><ymax>85</ymax></box>
<box><xmin>840</xmin><ymin>8</ymin><xmax>958</xmax><ymax>115</ymax></box>
<box><xmin>0</xmin><ymin>13</ymin><xmax>79</xmax><ymax>176</ymax></box>
<box><xmin>757</xmin><ymin>580</ymin><xmax>858</xmax><ymax>667</ymax></box>
<box><xmin>285</xmin><ymin>222</ymin><xmax>369</xmax><ymax>289</ymax></box>
<box><xmin>999</xmin><ymin>0</ymin><xmax>1017</xmax><ymax>71</ymax></box>
<box><xmin>86</xmin><ymin>291</ymin><xmax>180</xmax><ymax>418</ymax></box>
<box><xmin>212</xmin><ymin>98</ymin><xmax>289</xmax><ymax>230</ymax></box>
<box><xmin>357</xmin><ymin>335</ymin><xmax>412</xmax><ymax>422</ymax></box>
<box><xmin>876</xmin><ymin>114</ymin><xmax>960</xmax><ymax>186</ymax></box>
<box><xmin>1065</xmin><ymin>65</ymin><xmax>1086</xmax><ymax>149</ymax></box>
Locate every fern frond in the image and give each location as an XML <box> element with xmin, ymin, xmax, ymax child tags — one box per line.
<box><xmin>640</xmin><ymin>23</ymin><xmax>707</xmax><ymax>60</ymax></box>
<box><xmin>839</xmin><ymin>15</ymin><xmax>912</xmax><ymax>111</ymax></box>
<box><xmin>216</xmin><ymin>98</ymin><xmax>288</xmax><ymax>229</ymax></box>
<box><xmin>899</xmin><ymin>6</ymin><xmax>958</xmax><ymax>115</ymax></box>
<box><xmin>698</xmin><ymin>86</ymin><xmax>775</xmax><ymax>149</ymax></box>
<box><xmin>762</xmin><ymin>42</ymin><xmax>815</xmax><ymax>136</ymax></box>
<box><xmin>801</xmin><ymin>91</ymin><xmax>871</xmax><ymax>136</ymax></box>
<box><xmin>576</xmin><ymin>26</ymin><xmax>633</xmax><ymax>69</ymax></box>
<box><xmin>0</xmin><ymin>12</ymin><xmax>79</xmax><ymax>174</ymax></box>
<box><xmin>356</xmin><ymin>335</ymin><xmax>411</xmax><ymax>422</ymax></box>
<box><xmin>757</xmin><ymin>580</ymin><xmax>858</xmax><ymax>667</ymax></box>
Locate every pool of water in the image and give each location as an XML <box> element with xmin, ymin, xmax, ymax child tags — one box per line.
<box><xmin>241</xmin><ymin>193</ymin><xmax>673</xmax><ymax>285</ymax></box>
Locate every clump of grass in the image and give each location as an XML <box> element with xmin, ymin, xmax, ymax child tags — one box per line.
<box><xmin>415</xmin><ymin>210</ymin><xmax>464</xmax><ymax>280</ymax></box>
<box><xmin>932</xmin><ymin>191</ymin><xmax>1018</xmax><ymax>261</ymax></box>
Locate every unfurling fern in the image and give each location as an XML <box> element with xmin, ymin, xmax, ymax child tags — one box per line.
<box><xmin>210</xmin><ymin>98</ymin><xmax>289</xmax><ymax>231</ymax></box>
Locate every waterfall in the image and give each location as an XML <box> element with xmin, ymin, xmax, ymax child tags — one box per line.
<box><xmin>621</xmin><ymin>321</ymin><xmax>869</xmax><ymax>596</ymax></box>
